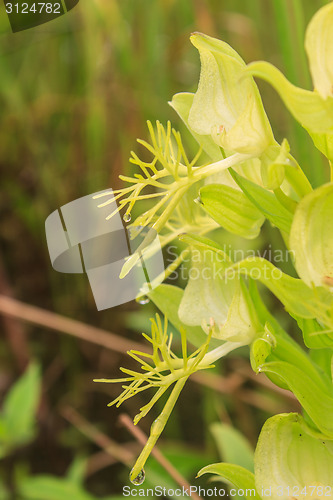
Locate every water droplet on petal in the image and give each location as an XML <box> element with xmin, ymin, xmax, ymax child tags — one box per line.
<box><xmin>194</xmin><ymin>196</ymin><xmax>202</xmax><ymax>205</ymax></box>
<box><xmin>130</xmin><ymin>468</ymin><xmax>145</xmax><ymax>485</ymax></box>
<box><xmin>136</xmin><ymin>295</ymin><xmax>150</xmax><ymax>305</ymax></box>
<box><xmin>258</xmin><ymin>366</ymin><xmax>262</xmax><ymax>373</ymax></box>
<box><xmin>123</xmin><ymin>212</ymin><xmax>131</xmax><ymax>223</ymax></box>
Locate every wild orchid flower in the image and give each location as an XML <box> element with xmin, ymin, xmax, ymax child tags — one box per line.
<box><xmin>178</xmin><ymin>236</ymin><xmax>259</xmax><ymax>344</ymax></box>
<box><xmin>185</xmin><ymin>33</ymin><xmax>275</xmax><ymax>156</ymax></box>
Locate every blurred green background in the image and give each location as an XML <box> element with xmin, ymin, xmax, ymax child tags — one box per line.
<box><xmin>0</xmin><ymin>1</ymin><xmax>330</xmax><ymax>498</ymax></box>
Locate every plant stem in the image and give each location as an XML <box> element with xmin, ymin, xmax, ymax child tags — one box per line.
<box><xmin>129</xmin><ymin>377</ymin><xmax>188</xmax><ymax>482</ymax></box>
<box><xmin>202</xmin><ymin>341</ymin><xmax>244</xmax><ymax>366</ymax></box>
<box><xmin>193</xmin><ymin>153</ymin><xmax>253</xmax><ymax>180</ymax></box>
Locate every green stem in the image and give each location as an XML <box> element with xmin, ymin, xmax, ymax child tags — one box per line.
<box><xmin>130</xmin><ymin>377</ymin><xmax>188</xmax><ymax>482</ymax></box>
<box><xmin>152</xmin><ymin>186</ymin><xmax>189</xmax><ymax>232</ymax></box>
<box><xmin>193</xmin><ymin>153</ymin><xmax>253</xmax><ymax>180</ymax></box>
<box><xmin>202</xmin><ymin>341</ymin><xmax>244</xmax><ymax>366</ymax></box>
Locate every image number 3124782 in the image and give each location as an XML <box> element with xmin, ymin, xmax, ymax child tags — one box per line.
<box><xmin>4</xmin><ymin>0</ymin><xmax>80</xmax><ymax>32</ymax></box>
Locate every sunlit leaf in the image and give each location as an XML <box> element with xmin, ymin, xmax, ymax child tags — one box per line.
<box><xmin>230</xmin><ymin>169</ymin><xmax>292</xmax><ymax>233</ymax></box>
<box><xmin>255</xmin><ymin>413</ymin><xmax>333</xmax><ymax>499</ymax></box>
<box><xmin>199</xmin><ymin>184</ymin><xmax>265</xmax><ymax>239</ymax></box>
<box><xmin>197</xmin><ymin>463</ymin><xmax>260</xmax><ymax>499</ymax></box>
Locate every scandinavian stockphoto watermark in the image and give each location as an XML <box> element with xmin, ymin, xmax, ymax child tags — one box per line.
<box><xmin>45</xmin><ymin>190</ymin><xmax>165</xmax><ymax>310</ymax></box>
<box><xmin>4</xmin><ymin>0</ymin><xmax>80</xmax><ymax>32</ymax></box>
<box><xmin>45</xmin><ymin>191</ymin><xmax>292</xmax><ymax>310</ymax></box>
<box><xmin>164</xmin><ymin>245</ymin><xmax>292</xmax><ymax>283</ymax></box>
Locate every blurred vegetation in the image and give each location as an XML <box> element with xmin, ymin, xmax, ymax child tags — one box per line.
<box><xmin>0</xmin><ymin>0</ymin><xmax>330</xmax><ymax>498</ymax></box>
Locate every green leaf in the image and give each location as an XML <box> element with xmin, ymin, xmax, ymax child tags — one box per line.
<box><xmin>260</xmin><ymin>362</ymin><xmax>333</xmax><ymax>437</ymax></box>
<box><xmin>229</xmin><ymin>169</ymin><xmax>292</xmax><ymax>233</ymax></box>
<box><xmin>268</xmin><ymin>333</ymin><xmax>329</xmax><ymax>394</ymax></box>
<box><xmin>197</xmin><ymin>463</ymin><xmax>260</xmax><ymax>499</ymax></box>
<box><xmin>309</xmin><ymin>348</ymin><xmax>333</xmax><ymax>382</ymax></box>
<box><xmin>3</xmin><ymin>362</ymin><xmax>41</xmax><ymax>449</ymax></box>
<box><xmin>199</xmin><ymin>184</ymin><xmax>265</xmax><ymax>239</ymax></box>
<box><xmin>19</xmin><ymin>476</ymin><xmax>95</xmax><ymax>500</ymax></box>
<box><xmin>227</xmin><ymin>257</ymin><xmax>333</xmax><ymax>323</ymax></box>
<box><xmin>248</xmin><ymin>279</ymin><xmax>330</xmax><ymax>388</ymax></box>
<box><xmin>255</xmin><ymin>413</ymin><xmax>333</xmax><ymax>499</ymax></box>
<box><xmin>294</xmin><ymin>317</ymin><xmax>333</xmax><ymax>349</ymax></box>
<box><xmin>66</xmin><ymin>457</ymin><xmax>87</xmax><ymax>484</ymax></box>
<box><xmin>247</xmin><ymin>61</ymin><xmax>333</xmax><ymax>134</ymax></box>
<box><xmin>148</xmin><ymin>284</ymin><xmax>221</xmax><ymax>349</ymax></box>
<box><xmin>210</xmin><ymin>422</ymin><xmax>254</xmax><ymax>472</ymax></box>
<box><xmin>309</xmin><ymin>131</ymin><xmax>333</xmax><ymax>161</ymax></box>
<box><xmin>179</xmin><ymin>233</ymin><xmax>232</xmax><ymax>257</ymax></box>
<box><xmin>0</xmin><ymin>416</ymin><xmax>8</xmax><ymax>459</ymax></box>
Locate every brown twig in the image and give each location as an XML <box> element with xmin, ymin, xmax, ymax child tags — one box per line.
<box><xmin>85</xmin><ymin>451</ymin><xmax>118</xmax><ymax>476</ymax></box>
<box><xmin>119</xmin><ymin>413</ymin><xmax>204</xmax><ymax>500</ymax></box>
<box><xmin>191</xmin><ymin>371</ymin><xmax>298</xmax><ymax>412</ymax></box>
<box><xmin>0</xmin><ymin>294</ymin><xmax>149</xmax><ymax>355</ymax></box>
<box><xmin>190</xmin><ymin>371</ymin><xmax>244</xmax><ymax>394</ymax></box>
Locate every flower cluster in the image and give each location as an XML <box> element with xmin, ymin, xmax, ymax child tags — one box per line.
<box><xmin>96</xmin><ymin>2</ymin><xmax>333</xmax><ymax>492</ymax></box>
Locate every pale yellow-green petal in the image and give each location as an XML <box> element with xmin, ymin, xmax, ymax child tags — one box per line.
<box><xmin>178</xmin><ymin>246</ymin><xmax>257</xmax><ymax>343</ymax></box>
<box><xmin>189</xmin><ymin>40</ymin><xmax>246</xmax><ymax>135</ymax></box>
<box><xmin>305</xmin><ymin>1</ymin><xmax>333</xmax><ymax>99</ymax></box>
<box><xmin>219</xmin><ymin>283</ymin><xmax>257</xmax><ymax>343</ymax></box>
<box><xmin>247</xmin><ymin>61</ymin><xmax>333</xmax><ymax>133</ymax></box>
<box><xmin>309</xmin><ymin>130</ymin><xmax>333</xmax><ymax>161</ymax></box>
<box><xmin>215</xmin><ymin>92</ymin><xmax>274</xmax><ymax>155</ymax></box>
<box><xmin>178</xmin><ymin>247</ymin><xmax>234</xmax><ymax>330</ymax></box>
<box><xmin>289</xmin><ymin>183</ymin><xmax>333</xmax><ymax>289</ymax></box>
<box><xmin>170</xmin><ymin>92</ymin><xmax>223</xmax><ymax>161</ymax></box>
<box><xmin>260</xmin><ymin>141</ymin><xmax>288</xmax><ymax>190</ymax></box>
<box><xmin>188</xmin><ymin>33</ymin><xmax>274</xmax><ymax>155</ymax></box>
